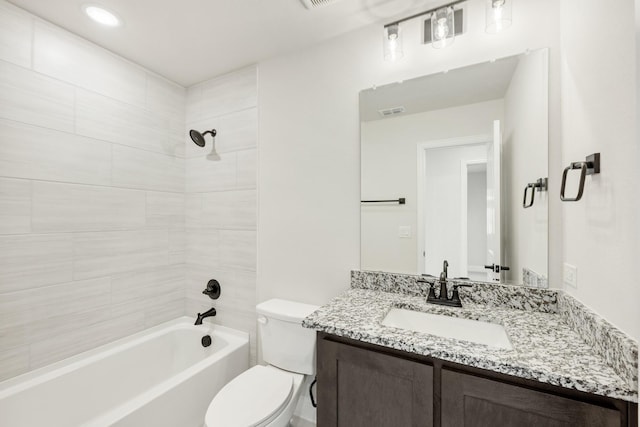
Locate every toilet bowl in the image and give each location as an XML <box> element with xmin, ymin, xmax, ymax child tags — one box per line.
<box><xmin>204</xmin><ymin>365</ymin><xmax>304</xmax><ymax>427</ymax></box>
<box><xmin>204</xmin><ymin>299</ymin><xmax>319</xmax><ymax>427</ymax></box>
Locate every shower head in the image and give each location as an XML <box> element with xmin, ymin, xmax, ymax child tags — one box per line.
<box><xmin>189</xmin><ymin>128</ymin><xmax>220</xmax><ymax>161</ymax></box>
<box><xmin>189</xmin><ymin>129</ymin><xmax>216</xmax><ymax>147</ymax></box>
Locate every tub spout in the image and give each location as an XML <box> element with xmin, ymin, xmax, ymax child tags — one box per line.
<box><xmin>195</xmin><ymin>307</ymin><xmax>217</xmax><ymax>325</ymax></box>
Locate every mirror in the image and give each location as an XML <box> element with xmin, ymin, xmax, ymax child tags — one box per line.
<box><xmin>360</xmin><ymin>48</ymin><xmax>549</xmax><ymax>286</ymax></box>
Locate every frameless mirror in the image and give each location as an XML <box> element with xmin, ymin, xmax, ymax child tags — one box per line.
<box><xmin>360</xmin><ymin>48</ymin><xmax>549</xmax><ymax>286</ymax></box>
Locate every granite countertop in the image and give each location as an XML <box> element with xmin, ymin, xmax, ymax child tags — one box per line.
<box><xmin>303</xmin><ymin>288</ymin><xmax>637</xmax><ymax>403</ymax></box>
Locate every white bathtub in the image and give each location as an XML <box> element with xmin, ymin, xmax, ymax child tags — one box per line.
<box><xmin>0</xmin><ymin>317</ymin><xmax>249</xmax><ymax>427</ymax></box>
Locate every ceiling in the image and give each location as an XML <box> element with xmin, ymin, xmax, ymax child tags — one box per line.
<box><xmin>359</xmin><ymin>54</ymin><xmax>520</xmax><ymax>122</ymax></box>
<box><xmin>8</xmin><ymin>0</ymin><xmax>427</xmax><ymax>87</ymax></box>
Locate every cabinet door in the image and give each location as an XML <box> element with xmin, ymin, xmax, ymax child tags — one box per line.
<box><xmin>317</xmin><ymin>338</ymin><xmax>433</xmax><ymax>427</ymax></box>
<box><xmin>441</xmin><ymin>369</ymin><xmax>622</xmax><ymax>427</ymax></box>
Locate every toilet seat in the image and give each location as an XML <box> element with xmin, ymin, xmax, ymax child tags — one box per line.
<box><xmin>205</xmin><ymin>365</ymin><xmax>294</xmax><ymax>427</ymax></box>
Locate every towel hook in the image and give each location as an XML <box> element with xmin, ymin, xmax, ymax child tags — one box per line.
<box><xmin>523</xmin><ymin>177</ymin><xmax>548</xmax><ymax>208</ymax></box>
<box><xmin>560</xmin><ymin>153</ymin><xmax>600</xmax><ymax>202</ymax></box>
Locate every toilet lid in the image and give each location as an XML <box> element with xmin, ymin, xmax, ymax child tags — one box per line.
<box><xmin>205</xmin><ymin>366</ymin><xmax>294</xmax><ymax>427</ymax></box>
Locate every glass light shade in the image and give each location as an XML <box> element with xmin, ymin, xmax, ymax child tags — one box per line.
<box><xmin>485</xmin><ymin>0</ymin><xmax>512</xmax><ymax>34</ymax></box>
<box><xmin>383</xmin><ymin>24</ymin><xmax>403</xmax><ymax>61</ymax></box>
<box><xmin>431</xmin><ymin>7</ymin><xmax>455</xmax><ymax>49</ymax></box>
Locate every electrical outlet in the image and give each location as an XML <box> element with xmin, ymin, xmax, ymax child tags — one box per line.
<box><xmin>563</xmin><ymin>263</ymin><xmax>578</xmax><ymax>289</ymax></box>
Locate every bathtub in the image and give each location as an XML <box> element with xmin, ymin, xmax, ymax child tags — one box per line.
<box><xmin>0</xmin><ymin>317</ymin><xmax>249</xmax><ymax>427</ymax></box>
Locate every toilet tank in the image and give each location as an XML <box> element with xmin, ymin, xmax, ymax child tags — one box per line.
<box><xmin>256</xmin><ymin>299</ymin><xmax>319</xmax><ymax>375</ymax></box>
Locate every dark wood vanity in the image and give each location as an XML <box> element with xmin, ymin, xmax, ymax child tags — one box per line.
<box><xmin>316</xmin><ymin>332</ymin><xmax>638</xmax><ymax>427</ymax></box>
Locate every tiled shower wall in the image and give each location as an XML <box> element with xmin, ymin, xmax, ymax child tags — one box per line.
<box><xmin>184</xmin><ymin>66</ymin><xmax>258</xmax><ymax>364</ymax></box>
<box><xmin>0</xmin><ymin>2</ymin><xmax>186</xmax><ymax>380</ymax></box>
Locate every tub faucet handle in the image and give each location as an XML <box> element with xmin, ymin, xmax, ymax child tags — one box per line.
<box><xmin>202</xmin><ymin>279</ymin><xmax>221</xmax><ymax>300</ymax></box>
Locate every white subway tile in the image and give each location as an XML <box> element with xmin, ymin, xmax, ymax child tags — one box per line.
<box><xmin>237</xmin><ymin>149</ymin><xmax>257</xmax><ymax>188</ymax></box>
<box><xmin>185</xmin><ymin>229</ymin><xmax>220</xmax><ymax>268</ymax></box>
<box><xmin>0</xmin><ymin>234</ymin><xmax>73</xmax><ymax>293</ymax></box>
<box><xmin>0</xmin><ymin>177</ymin><xmax>31</xmax><ymax>234</ymax></box>
<box><xmin>200</xmin><ymin>66</ymin><xmax>257</xmax><ymax>119</ymax></box>
<box><xmin>200</xmin><ymin>190</ymin><xmax>256</xmax><ymax>230</ymax></box>
<box><xmin>33</xmin><ymin>21</ymin><xmax>146</xmax><ymax>107</ymax></box>
<box><xmin>185</xmin><ymin>193</ymin><xmax>203</xmax><ymax>229</ymax></box>
<box><xmin>0</xmin><ymin>119</ymin><xmax>111</xmax><ymax>185</ymax></box>
<box><xmin>168</xmin><ymin>227</ymin><xmax>186</xmax><ymax>266</ymax></box>
<box><xmin>0</xmin><ymin>60</ymin><xmax>74</xmax><ymax>132</ymax></box>
<box><xmin>76</xmin><ymin>89</ymin><xmax>181</xmax><ymax>157</ymax></box>
<box><xmin>0</xmin><ymin>345</ymin><xmax>29</xmax><ymax>382</ymax></box>
<box><xmin>0</xmin><ymin>2</ymin><xmax>32</xmax><ymax>68</ymax></box>
<box><xmin>0</xmin><ymin>277</ymin><xmax>110</xmax><ymax>329</ymax></box>
<box><xmin>146</xmin><ymin>191</ymin><xmax>185</xmax><ymax>228</ymax></box>
<box><xmin>219</xmin><ymin>230</ymin><xmax>257</xmax><ymax>271</ymax></box>
<box><xmin>186</xmin><ymin>152</ymin><xmax>236</xmax><ymax>193</ymax></box>
<box><xmin>185</xmin><ymin>84</ymin><xmax>203</xmax><ymax>122</ymax></box>
<box><xmin>146</xmin><ymin>73</ymin><xmax>186</xmax><ymax>119</ymax></box>
<box><xmin>111</xmin><ymin>265</ymin><xmax>183</xmax><ymax>307</ymax></box>
<box><xmin>32</xmin><ymin>181</ymin><xmax>146</xmax><ymax>232</ymax></box>
<box><xmin>112</xmin><ymin>145</ymin><xmax>184</xmax><ymax>193</ymax></box>
<box><xmin>30</xmin><ymin>312</ymin><xmax>145</xmax><ymax>369</ymax></box>
<box><xmin>143</xmin><ymin>298</ymin><xmax>185</xmax><ymax>328</ymax></box>
<box><xmin>73</xmin><ymin>230</ymin><xmax>169</xmax><ymax>280</ymax></box>
<box><xmin>0</xmin><ymin>306</ymin><xmax>112</xmax><ymax>351</ymax></box>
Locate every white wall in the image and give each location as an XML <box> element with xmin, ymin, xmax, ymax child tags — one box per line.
<box><xmin>184</xmin><ymin>67</ymin><xmax>258</xmax><ymax>364</ymax></box>
<box><xmin>0</xmin><ymin>0</ymin><xmax>186</xmax><ymax>381</ymax></box>
<box><xmin>361</xmin><ymin>100</ymin><xmax>502</xmax><ymax>274</ymax></box>
<box><xmin>560</xmin><ymin>0</ymin><xmax>639</xmax><ymax>340</ymax></box>
<box><xmin>258</xmin><ymin>0</ymin><xmax>562</xmax><ymax>305</ymax></box>
<box><xmin>502</xmin><ymin>49</ymin><xmax>549</xmax><ymax>285</ymax></box>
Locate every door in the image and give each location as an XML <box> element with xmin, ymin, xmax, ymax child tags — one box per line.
<box><xmin>441</xmin><ymin>369</ymin><xmax>621</xmax><ymax>427</ymax></box>
<box><xmin>485</xmin><ymin>120</ymin><xmax>502</xmax><ymax>282</ymax></box>
<box><xmin>317</xmin><ymin>337</ymin><xmax>433</xmax><ymax>427</ymax></box>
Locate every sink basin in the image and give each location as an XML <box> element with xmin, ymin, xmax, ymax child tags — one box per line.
<box><xmin>381</xmin><ymin>308</ymin><xmax>513</xmax><ymax>350</ymax></box>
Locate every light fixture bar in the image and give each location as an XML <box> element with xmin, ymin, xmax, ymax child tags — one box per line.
<box><xmin>383</xmin><ymin>0</ymin><xmax>467</xmax><ymax>29</ymax></box>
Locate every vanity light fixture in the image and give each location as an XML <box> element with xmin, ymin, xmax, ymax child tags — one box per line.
<box><xmin>485</xmin><ymin>0</ymin><xmax>512</xmax><ymax>34</ymax></box>
<box><xmin>383</xmin><ymin>24</ymin><xmax>403</xmax><ymax>61</ymax></box>
<box><xmin>431</xmin><ymin>6</ymin><xmax>456</xmax><ymax>49</ymax></box>
<box><xmin>383</xmin><ymin>0</ymin><xmax>514</xmax><ymax>61</ymax></box>
<box><xmin>82</xmin><ymin>4</ymin><xmax>122</xmax><ymax>27</ymax></box>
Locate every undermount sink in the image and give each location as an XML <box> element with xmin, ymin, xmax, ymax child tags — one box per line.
<box><xmin>381</xmin><ymin>308</ymin><xmax>513</xmax><ymax>350</ymax></box>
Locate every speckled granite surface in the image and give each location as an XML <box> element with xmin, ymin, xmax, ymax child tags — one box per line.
<box><xmin>303</xmin><ymin>288</ymin><xmax>638</xmax><ymax>403</ymax></box>
<box><xmin>558</xmin><ymin>293</ymin><xmax>638</xmax><ymax>393</ymax></box>
<box><xmin>351</xmin><ymin>270</ymin><xmax>559</xmax><ymax>313</ymax></box>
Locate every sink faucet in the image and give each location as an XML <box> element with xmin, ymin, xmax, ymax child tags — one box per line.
<box><xmin>425</xmin><ymin>260</ymin><xmax>472</xmax><ymax>308</ymax></box>
<box><xmin>195</xmin><ymin>307</ymin><xmax>217</xmax><ymax>325</ymax></box>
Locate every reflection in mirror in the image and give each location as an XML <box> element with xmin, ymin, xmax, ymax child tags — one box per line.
<box><xmin>360</xmin><ymin>48</ymin><xmax>548</xmax><ymax>286</ymax></box>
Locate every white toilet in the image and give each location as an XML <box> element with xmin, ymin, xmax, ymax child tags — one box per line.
<box><xmin>204</xmin><ymin>298</ymin><xmax>319</xmax><ymax>427</ymax></box>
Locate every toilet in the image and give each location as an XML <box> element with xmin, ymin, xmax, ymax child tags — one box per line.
<box><xmin>204</xmin><ymin>299</ymin><xmax>319</xmax><ymax>427</ymax></box>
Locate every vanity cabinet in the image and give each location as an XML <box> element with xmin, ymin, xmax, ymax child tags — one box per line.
<box><xmin>316</xmin><ymin>333</ymin><xmax>637</xmax><ymax>427</ymax></box>
<box><xmin>317</xmin><ymin>337</ymin><xmax>433</xmax><ymax>427</ymax></box>
<box><xmin>441</xmin><ymin>369</ymin><xmax>621</xmax><ymax>427</ymax></box>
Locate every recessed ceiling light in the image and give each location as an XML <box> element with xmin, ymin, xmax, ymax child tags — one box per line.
<box><xmin>82</xmin><ymin>4</ymin><xmax>122</xmax><ymax>27</ymax></box>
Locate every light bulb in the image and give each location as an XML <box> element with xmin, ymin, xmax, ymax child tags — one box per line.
<box><xmin>486</xmin><ymin>0</ymin><xmax>512</xmax><ymax>34</ymax></box>
<box><xmin>383</xmin><ymin>24</ymin><xmax>404</xmax><ymax>61</ymax></box>
<box><xmin>431</xmin><ymin>7</ymin><xmax>455</xmax><ymax>49</ymax></box>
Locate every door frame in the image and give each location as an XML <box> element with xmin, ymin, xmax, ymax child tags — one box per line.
<box><xmin>416</xmin><ymin>134</ymin><xmax>491</xmax><ymax>275</ymax></box>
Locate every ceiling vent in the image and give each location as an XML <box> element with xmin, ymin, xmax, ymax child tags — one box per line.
<box><xmin>299</xmin><ymin>0</ymin><xmax>340</xmax><ymax>9</ymax></box>
<box><xmin>378</xmin><ymin>106</ymin><xmax>406</xmax><ymax>117</ymax></box>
